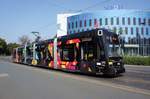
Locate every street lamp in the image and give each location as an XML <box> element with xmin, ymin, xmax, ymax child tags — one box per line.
<box><xmin>31</xmin><ymin>31</ymin><xmax>41</xmax><ymax>42</ymax></box>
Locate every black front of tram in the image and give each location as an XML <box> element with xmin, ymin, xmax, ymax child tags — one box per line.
<box><xmin>95</xmin><ymin>29</ymin><xmax>125</xmax><ymax>76</ymax></box>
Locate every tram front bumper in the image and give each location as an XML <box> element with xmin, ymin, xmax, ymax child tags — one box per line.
<box><xmin>112</xmin><ymin>62</ymin><xmax>125</xmax><ymax>73</ymax></box>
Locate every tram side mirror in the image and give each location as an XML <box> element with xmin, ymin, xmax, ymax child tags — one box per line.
<box><xmin>98</xmin><ymin>30</ymin><xmax>103</xmax><ymax>36</ymax></box>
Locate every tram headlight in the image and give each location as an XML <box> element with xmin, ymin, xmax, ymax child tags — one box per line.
<box><xmin>96</xmin><ymin>61</ymin><xmax>106</xmax><ymax>67</ymax></box>
<box><xmin>108</xmin><ymin>61</ymin><xmax>113</xmax><ymax>65</ymax></box>
<box><xmin>96</xmin><ymin>62</ymin><xmax>101</xmax><ymax>66</ymax></box>
<box><xmin>117</xmin><ymin>62</ymin><xmax>120</xmax><ymax>65</ymax></box>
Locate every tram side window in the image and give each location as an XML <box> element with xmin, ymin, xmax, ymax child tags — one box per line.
<box><xmin>26</xmin><ymin>47</ymin><xmax>32</xmax><ymax>57</ymax></box>
<box><xmin>82</xmin><ymin>41</ymin><xmax>95</xmax><ymax>61</ymax></box>
<box><xmin>18</xmin><ymin>49</ymin><xmax>23</xmax><ymax>57</ymax></box>
<box><xmin>41</xmin><ymin>46</ymin><xmax>47</xmax><ymax>60</ymax></box>
<box><xmin>61</xmin><ymin>45</ymin><xmax>75</xmax><ymax>61</ymax></box>
<box><xmin>35</xmin><ymin>46</ymin><xmax>42</xmax><ymax>60</ymax></box>
<box><xmin>35</xmin><ymin>45</ymin><xmax>47</xmax><ymax>60</ymax></box>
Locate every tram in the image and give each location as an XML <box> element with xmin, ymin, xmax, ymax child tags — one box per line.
<box><xmin>12</xmin><ymin>29</ymin><xmax>125</xmax><ymax>76</ymax></box>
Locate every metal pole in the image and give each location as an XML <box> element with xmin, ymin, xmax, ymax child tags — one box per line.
<box><xmin>24</xmin><ymin>43</ymin><xmax>27</xmax><ymax>63</ymax></box>
<box><xmin>143</xmin><ymin>35</ymin><xmax>144</xmax><ymax>56</ymax></box>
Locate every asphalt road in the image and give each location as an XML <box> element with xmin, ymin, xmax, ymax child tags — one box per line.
<box><xmin>0</xmin><ymin>58</ymin><xmax>150</xmax><ymax>99</ymax></box>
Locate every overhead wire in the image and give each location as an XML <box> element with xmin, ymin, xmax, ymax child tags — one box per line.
<box><xmin>32</xmin><ymin>0</ymin><xmax>113</xmax><ymax>32</ymax></box>
<box><xmin>76</xmin><ymin>0</ymin><xmax>113</xmax><ymax>12</ymax></box>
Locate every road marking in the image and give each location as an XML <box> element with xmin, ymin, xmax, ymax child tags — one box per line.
<box><xmin>127</xmin><ymin>70</ymin><xmax>150</xmax><ymax>75</ymax></box>
<box><xmin>13</xmin><ymin>63</ymin><xmax>150</xmax><ymax>96</ymax></box>
<box><xmin>114</xmin><ymin>77</ymin><xmax>150</xmax><ymax>84</ymax></box>
<box><xmin>0</xmin><ymin>73</ymin><xmax>9</xmax><ymax>78</ymax></box>
<box><xmin>125</xmin><ymin>65</ymin><xmax>150</xmax><ymax>68</ymax></box>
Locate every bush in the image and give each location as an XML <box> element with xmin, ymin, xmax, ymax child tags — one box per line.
<box><xmin>123</xmin><ymin>56</ymin><xmax>150</xmax><ymax>66</ymax></box>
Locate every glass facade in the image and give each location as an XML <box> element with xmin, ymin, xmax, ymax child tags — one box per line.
<box><xmin>67</xmin><ymin>10</ymin><xmax>150</xmax><ymax>56</ymax></box>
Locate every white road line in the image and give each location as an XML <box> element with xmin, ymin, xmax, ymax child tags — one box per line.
<box><xmin>127</xmin><ymin>70</ymin><xmax>150</xmax><ymax>75</ymax></box>
<box><xmin>114</xmin><ymin>77</ymin><xmax>150</xmax><ymax>84</ymax></box>
<box><xmin>125</xmin><ymin>65</ymin><xmax>150</xmax><ymax>67</ymax></box>
<box><xmin>0</xmin><ymin>73</ymin><xmax>9</xmax><ymax>78</ymax></box>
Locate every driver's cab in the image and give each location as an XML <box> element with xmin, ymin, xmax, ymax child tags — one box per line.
<box><xmin>96</xmin><ymin>29</ymin><xmax>125</xmax><ymax>75</ymax></box>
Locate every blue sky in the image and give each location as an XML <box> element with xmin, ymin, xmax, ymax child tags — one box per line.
<box><xmin>0</xmin><ymin>0</ymin><xmax>150</xmax><ymax>43</ymax></box>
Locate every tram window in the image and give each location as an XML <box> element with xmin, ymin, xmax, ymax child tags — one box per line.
<box><xmin>62</xmin><ymin>44</ymin><xmax>74</xmax><ymax>61</ymax></box>
<box><xmin>42</xmin><ymin>47</ymin><xmax>47</xmax><ymax>60</ymax></box>
<box><xmin>35</xmin><ymin>46</ymin><xmax>42</xmax><ymax>60</ymax></box>
<box><xmin>36</xmin><ymin>44</ymin><xmax>47</xmax><ymax>60</ymax></box>
<box><xmin>26</xmin><ymin>47</ymin><xmax>32</xmax><ymax>57</ymax></box>
<box><xmin>18</xmin><ymin>48</ymin><xmax>23</xmax><ymax>57</ymax></box>
<box><xmin>81</xmin><ymin>41</ymin><xmax>96</xmax><ymax>61</ymax></box>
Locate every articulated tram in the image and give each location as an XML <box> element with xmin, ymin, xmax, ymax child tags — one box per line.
<box><xmin>12</xmin><ymin>29</ymin><xmax>125</xmax><ymax>76</ymax></box>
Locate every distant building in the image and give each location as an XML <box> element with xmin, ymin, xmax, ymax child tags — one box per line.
<box><xmin>66</xmin><ymin>10</ymin><xmax>150</xmax><ymax>56</ymax></box>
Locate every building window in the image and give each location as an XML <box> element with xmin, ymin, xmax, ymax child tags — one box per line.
<box><xmin>113</xmin><ymin>27</ymin><xmax>117</xmax><ymax>33</ymax></box>
<box><xmin>125</xmin><ymin>27</ymin><xmax>128</xmax><ymax>34</ymax></box>
<box><xmin>68</xmin><ymin>23</ymin><xmax>70</xmax><ymax>29</ymax></box>
<box><xmin>131</xmin><ymin>38</ymin><xmax>134</xmax><ymax>44</ymax></box>
<box><xmin>99</xmin><ymin>18</ymin><xmax>102</xmax><ymax>25</ymax></box>
<box><xmin>84</xmin><ymin>20</ymin><xmax>86</xmax><ymax>27</ymax></box>
<box><xmin>78</xmin><ymin>29</ymin><xmax>80</xmax><ymax>33</ymax></box>
<box><xmin>122</xmin><ymin>17</ymin><xmax>125</xmax><ymax>25</ymax></box>
<box><xmin>111</xmin><ymin>17</ymin><xmax>113</xmax><ymax>25</ymax></box>
<box><xmin>146</xmin><ymin>28</ymin><xmax>149</xmax><ymax>35</ymax></box>
<box><xmin>118</xmin><ymin>27</ymin><xmax>123</xmax><ymax>34</ymax></box>
<box><xmin>80</xmin><ymin>20</ymin><xmax>82</xmax><ymax>27</ymax></box>
<box><xmin>133</xmin><ymin>17</ymin><xmax>136</xmax><ymax>25</ymax></box>
<box><xmin>141</xmin><ymin>27</ymin><xmax>144</xmax><ymax>35</ymax></box>
<box><xmin>94</xmin><ymin>19</ymin><xmax>96</xmax><ymax>25</ymax></box>
<box><xmin>76</xmin><ymin>21</ymin><xmax>78</xmax><ymax>28</ymax></box>
<box><xmin>148</xmin><ymin>19</ymin><xmax>150</xmax><ymax>26</ymax></box>
<box><xmin>131</xmin><ymin>27</ymin><xmax>133</xmax><ymax>35</ymax></box>
<box><xmin>72</xmin><ymin>22</ymin><xmax>74</xmax><ymax>29</ymax></box>
<box><xmin>136</xmin><ymin>27</ymin><xmax>139</xmax><ymax>34</ymax></box>
<box><xmin>105</xmin><ymin>18</ymin><xmax>108</xmax><ymax>25</ymax></box>
<box><xmin>128</xmin><ymin>37</ymin><xmax>131</xmax><ymax>44</ymax></box>
<box><xmin>128</xmin><ymin>17</ymin><xmax>130</xmax><ymax>25</ymax></box>
<box><xmin>89</xmin><ymin>19</ymin><xmax>92</xmax><ymax>27</ymax></box>
<box><xmin>139</xmin><ymin>18</ymin><xmax>146</xmax><ymax>25</ymax></box>
<box><xmin>116</xmin><ymin>17</ymin><xmax>119</xmax><ymax>25</ymax></box>
<box><xmin>143</xmin><ymin>18</ymin><xmax>146</xmax><ymax>25</ymax></box>
<box><xmin>94</xmin><ymin>19</ymin><xmax>98</xmax><ymax>27</ymax></box>
<box><xmin>138</xmin><ymin>18</ymin><xmax>141</xmax><ymax>25</ymax></box>
<box><xmin>94</xmin><ymin>19</ymin><xmax>97</xmax><ymax>26</ymax></box>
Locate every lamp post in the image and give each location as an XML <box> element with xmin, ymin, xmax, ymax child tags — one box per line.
<box><xmin>31</xmin><ymin>31</ymin><xmax>41</xmax><ymax>42</ymax></box>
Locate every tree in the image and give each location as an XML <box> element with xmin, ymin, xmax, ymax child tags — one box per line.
<box><xmin>6</xmin><ymin>43</ymin><xmax>20</xmax><ymax>55</ymax></box>
<box><xmin>18</xmin><ymin>35</ymin><xmax>31</xmax><ymax>45</ymax></box>
<box><xmin>0</xmin><ymin>37</ymin><xmax>20</xmax><ymax>56</ymax></box>
<box><xmin>0</xmin><ymin>37</ymin><xmax>7</xmax><ymax>55</ymax></box>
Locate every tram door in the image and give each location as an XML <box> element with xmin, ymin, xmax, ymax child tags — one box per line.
<box><xmin>35</xmin><ymin>43</ymin><xmax>48</xmax><ymax>67</ymax></box>
<box><xmin>80</xmin><ymin>38</ymin><xmax>96</xmax><ymax>73</ymax></box>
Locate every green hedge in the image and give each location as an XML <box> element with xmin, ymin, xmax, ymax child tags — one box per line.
<box><xmin>123</xmin><ymin>56</ymin><xmax>150</xmax><ymax>66</ymax></box>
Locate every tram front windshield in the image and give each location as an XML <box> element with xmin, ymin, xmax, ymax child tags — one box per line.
<box><xmin>107</xmin><ymin>35</ymin><xmax>121</xmax><ymax>57</ymax></box>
